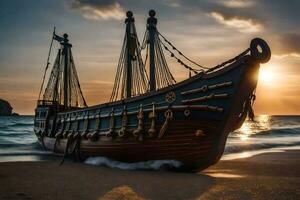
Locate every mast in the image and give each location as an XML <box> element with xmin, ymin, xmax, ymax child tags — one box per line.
<box><xmin>59</xmin><ymin>33</ymin><xmax>73</xmax><ymax>108</ymax></box>
<box><xmin>62</xmin><ymin>34</ymin><xmax>71</xmax><ymax>107</ymax></box>
<box><xmin>42</xmin><ymin>31</ymin><xmax>87</xmax><ymax>108</ymax></box>
<box><xmin>110</xmin><ymin>11</ymin><xmax>149</xmax><ymax>101</ymax></box>
<box><xmin>147</xmin><ymin>10</ymin><xmax>157</xmax><ymax>91</ymax></box>
<box><xmin>125</xmin><ymin>11</ymin><xmax>134</xmax><ymax>98</ymax></box>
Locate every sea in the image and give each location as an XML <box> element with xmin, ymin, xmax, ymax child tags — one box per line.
<box><xmin>0</xmin><ymin>115</ymin><xmax>300</xmax><ymax>170</ymax></box>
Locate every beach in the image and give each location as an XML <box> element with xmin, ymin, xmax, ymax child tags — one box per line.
<box><xmin>1</xmin><ymin>150</ymin><xmax>299</xmax><ymax>200</ymax></box>
<box><xmin>1</xmin><ymin>116</ymin><xmax>300</xmax><ymax>199</ymax></box>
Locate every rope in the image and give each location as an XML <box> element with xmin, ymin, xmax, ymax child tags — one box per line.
<box><xmin>110</xmin><ymin>20</ymin><xmax>251</xmax><ymax>101</ymax></box>
<box><xmin>157</xmin><ymin>31</ymin><xmax>251</xmax><ymax>74</ymax></box>
<box><xmin>158</xmin><ymin>31</ymin><xmax>209</xmax><ymax>70</ymax></box>
<box><xmin>53</xmin><ymin>137</ymin><xmax>59</xmax><ymax>153</ymax></box>
<box><xmin>38</xmin><ymin>27</ymin><xmax>55</xmax><ymax>100</ymax></box>
<box><xmin>158</xmin><ymin>109</ymin><xmax>173</xmax><ymax>138</ymax></box>
<box><xmin>110</xmin><ymin>21</ymin><xmax>149</xmax><ymax>101</ymax></box>
<box><xmin>60</xmin><ymin>137</ymin><xmax>70</xmax><ymax>165</ymax></box>
<box><xmin>41</xmin><ymin>30</ymin><xmax>88</xmax><ymax>108</ymax></box>
<box><xmin>158</xmin><ymin>36</ymin><xmax>201</xmax><ymax>75</ymax></box>
<box><xmin>206</xmin><ymin>48</ymin><xmax>250</xmax><ymax>73</ymax></box>
<box><xmin>71</xmin><ymin>137</ymin><xmax>81</xmax><ymax>162</ymax></box>
<box><xmin>248</xmin><ymin>90</ymin><xmax>256</xmax><ymax>121</ymax></box>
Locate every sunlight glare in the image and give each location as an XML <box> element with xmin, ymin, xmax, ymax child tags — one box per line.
<box><xmin>239</xmin><ymin>122</ymin><xmax>251</xmax><ymax>141</ymax></box>
<box><xmin>237</xmin><ymin>115</ymin><xmax>271</xmax><ymax>142</ymax></box>
<box><xmin>259</xmin><ymin>67</ymin><xmax>275</xmax><ymax>84</ymax></box>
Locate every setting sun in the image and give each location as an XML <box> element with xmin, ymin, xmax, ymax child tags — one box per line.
<box><xmin>258</xmin><ymin>66</ymin><xmax>276</xmax><ymax>84</ymax></box>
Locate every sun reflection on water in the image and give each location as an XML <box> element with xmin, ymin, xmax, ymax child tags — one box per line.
<box><xmin>237</xmin><ymin>115</ymin><xmax>271</xmax><ymax>141</ymax></box>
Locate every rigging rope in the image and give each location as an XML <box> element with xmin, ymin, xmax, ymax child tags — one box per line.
<box><xmin>157</xmin><ymin>31</ymin><xmax>251</xmax><ymax>75</ymax></box>
<box><xmin>111</xmin><ymin>14</ymin><xmax>252</xmax><ymax>101</ymax></box>
<box><xmin>42</xmin><ymin>34</ymin><xmax>87</xmax><ymax>108</ymax></box>
<box><xmin>110</xmin><ymin>21</ymin><xmax>149</xmax><ymax>102</ymax></box>
<box><xmin>157</xmin><ymin>31</ymin><xmax>210</xmax><ymax>70</ymax></box>
<box><xmin>38</xmin><ymin>27</ymin><xmax>56</xmax><ymax>101</ymax></box>
<box><xmin>159</xmin><ymin>36</ymin><xmax>200</xmax><ymax>75</ymax></box>
<box><xmin>206</xmin><ymin>48</ymin><xmax>250</xmax><ymax>73</ymax></box>
<box><xmin>140</xmin><ymin>27</ymin><xmax>176</xmax><ymax>90</ymax></box>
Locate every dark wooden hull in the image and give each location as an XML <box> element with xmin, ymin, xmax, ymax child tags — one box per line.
<box><xmin>34</xmin><ymin>53</ymin><xmax>262</xmax><ymax>170</ymax></box>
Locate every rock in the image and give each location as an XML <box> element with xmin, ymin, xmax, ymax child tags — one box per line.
<box><xmin>0</xmin><ymin>99</ymin><xmax>19</xmax><ymax>116</ymax></box>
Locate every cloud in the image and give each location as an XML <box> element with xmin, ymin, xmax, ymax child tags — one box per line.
<box><xmin>164</xmin><ymin>0</ymin><xmax>181</xmax><ymax>8</ymax></box>
<box><xmin>70</xmin><ymin>0</ymin><xmax>125</xmax><ymax>20</ymax></box>
<box><xmin>210</xmin><ymin>11</ymin><xmax>262</xmax><ymax>32</ymax></box>
<box><xmin>270</xmin><ymin>33</ymin><xmax>300</xmax><ymax>57</ymax></box>
<box><xmin>220</xmin><ymin>0</ymin><xmax>255</xmax><ymax>8</ymax></box>
<box><xmin>278</xmin><ymin>33</ymin><xmax>300</xmax><ymax>54</ymax></box>
<box><xmin>273</xmin><ymin>53</ymin><xmax>300</xmax><ymax>59</ymax></box>
<box><xmin>84</xmin><ymin>80</ymin><xmax>114</xmax><ymax>85</ymax></box>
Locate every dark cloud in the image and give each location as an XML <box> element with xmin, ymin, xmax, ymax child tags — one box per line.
<box><xmin>273</xmin><ymin>33</ymin><xmax>300</xmax><ymax>56</ymax></box>
<box><xmin>209</xmin><ymin>11</ymin><xmax>262</xmax><ymax>32</ymax></box>
<box><xmin>167</xmin><ymin>0</ymin><xmax>300</xmax><ymax>33</ymax></box>
<box><xmin>69</xmin><ymin>0</ymin><xmax>125</xmax><ymax>20</ymax></box>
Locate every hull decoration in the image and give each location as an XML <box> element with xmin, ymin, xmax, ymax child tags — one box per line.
<box><xmin>34</xmin><ymin>10</ymin><xmax>271</xmax><ymax>170</ymax></box>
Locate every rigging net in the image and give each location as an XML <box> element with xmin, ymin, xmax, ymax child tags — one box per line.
<box><xmin>42</xmin><ymin>33</ymin><xmax>87</xmax><ymax>108</ymax></box>
<box><xmin>110</xmin><ymin>12</ymin><xmax>149</xmax><ymax>102</ymax></box>
<box><xmin>141</xmin><ymin>25</ymin><xmax>176</xmax><ymax>90</ymax></box>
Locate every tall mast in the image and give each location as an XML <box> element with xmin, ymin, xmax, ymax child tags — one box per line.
<box><xmin>110</xmin><ymin>11</ymin><xmax>149</xmax><ymax>101</ymax></box>
<box><xmin>125</xmin><ymin>11</ymin><xmax>134</xmax><ymax>98</ymax></box>
<box><xmin>61</xmin><ymin>33</ymin><xmax>72</xmax><ymax>108</ymax></box>
<box><xmin>147</xmin><ymin>10</ymin><xmax>157</xmax><ymax>91</ymax></box>
<box><xmin>42</xmin><ymin>31</ymin><xmax>87</xmax><ymax>108</ymax></box>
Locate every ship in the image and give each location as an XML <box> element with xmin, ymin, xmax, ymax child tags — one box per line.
<box><xmin>34</xmin><ymin>10</ymin><xmax>271</xmax><ymax>171</ymax></box>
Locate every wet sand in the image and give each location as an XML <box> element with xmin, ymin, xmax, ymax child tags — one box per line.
<box><xmin>0</xmin><ymin>150</ymin><xmax>299</xmax><ymax>200</ymax></box>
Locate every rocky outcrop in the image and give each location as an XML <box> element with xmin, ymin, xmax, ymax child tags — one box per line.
<box><xmin>0</xmin><ymin>99</ymin><xmax>19</xmax><ymax>116</ymax></box>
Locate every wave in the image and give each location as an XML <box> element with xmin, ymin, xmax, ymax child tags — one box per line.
<box><xmin>85</xmin><ymin>157</ymin><xmax>182</xmax><ymax>170</ymax></box>
<box><xmin>0</xmin><ymin>131</ymin><xmax>33</xmax><ymax>137</ymax></box>
<box><xmin>0</xmin><ymin>141</ymin><xmax>41</xmax><ymax>149</ymax></box>
<box><xmin>0</xmin><ymin>151</ymin><xmax>54</xmax><ymax>157</ymax></box>
<box><xmin>255</xmin><ymin>127</ymin><xmax>300</xmax><ymax>137</ymax></box>
<box><xmin>225</xmin><ymin>141</ymin><xmax>300</xmax><ymax>154</ymax></box>
<box><xmin>230</xmin><ymin>126</ymin><xmax>300</xmax><ymax>138</ymax></box>
<box><xmin>0</xmin><ymin>122</ymin><xmax>34</xmax><ymax>129</ymax></box>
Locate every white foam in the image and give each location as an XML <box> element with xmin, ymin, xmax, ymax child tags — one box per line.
<box><xmin>222</xmin><ymin>145</ymin><xmax>300</xmax><ymax>160</ymax></box>
<box><xmin>84</xmin><ymin>156</ymin><xmax>182</xmax><ymax>170</ymax></box>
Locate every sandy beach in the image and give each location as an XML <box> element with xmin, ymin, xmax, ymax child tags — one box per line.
<box><xmin>0</xmin><ymin>150</ymin><xmax>300</xmax><ymax>200</ymax></box>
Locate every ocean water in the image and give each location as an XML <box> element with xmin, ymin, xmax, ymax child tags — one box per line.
<box><xmin>0</xmin><ymin>115</ymin><xmax>299</xmax><ymax>169</ymax></box>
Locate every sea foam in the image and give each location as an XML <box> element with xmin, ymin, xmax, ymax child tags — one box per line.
<box><xmin>84</xmin><ymin>156</ymin><xmax>182</xmax><ymax>170</ymax></box>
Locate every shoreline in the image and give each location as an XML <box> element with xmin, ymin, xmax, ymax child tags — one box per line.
<box><xmin>0</xmin><ymin>150</ymin><xmax>300</xmax><ymax>200</ymax></box>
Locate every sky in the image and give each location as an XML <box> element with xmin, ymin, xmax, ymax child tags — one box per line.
<box><xmin>0</xmin><ymin>0</ymin><xmax>300</xmax><ymax>115</ymax></box>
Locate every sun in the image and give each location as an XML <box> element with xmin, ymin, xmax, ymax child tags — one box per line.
<box><xmin>258</xmin><ymin>66</ymin><xmax>275</xmax><ymax>84</ymax></box>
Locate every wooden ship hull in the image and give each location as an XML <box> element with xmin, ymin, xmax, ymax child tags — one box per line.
<box><xmin>33</xmin><ymin>10</ymin><xmax>271</xmax><ymax>170</ymax></box>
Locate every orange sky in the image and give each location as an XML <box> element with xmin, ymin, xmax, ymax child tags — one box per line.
<box><xmin>1</xmin><ymin>0</ymin><xmax>300</xmax><ymax>115</ymax></box>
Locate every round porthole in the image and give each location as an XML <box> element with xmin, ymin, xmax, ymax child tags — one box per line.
<box><xmin>184</xmin><ymin>109</ymin><xmax>190</xmax><ymax>116</ymax></box>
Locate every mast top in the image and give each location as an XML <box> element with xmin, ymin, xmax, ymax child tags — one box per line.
<box><xmin>61</xmin><ymin>33</ymin><xmax>72</xmax><ymax>47</ymax></box>
<box><xmin>147</xmin><ymin>9</ymin><xmax>157</xmax><ymax>29</ymax></box>
<box><xmin>125</xmin><ymin>11</ymin><xmax>134</xmax><ymax>23</ymax></box>
<box><xmin>149</xmin><ymin>9</ymin><xmax>156</xmax><ymax>17</ymax></box>
<box><xmin>63</xmin><ymin>33</ymin><xmax>69</xmax><ymax>43</ymax></box>
<box><xmin>126</xmin><ymin>11</ymin><xmax>133</xmax><ymax>18</ymax></box>
<box><xmin>53</xmin><ymin>32</ymin><xmax>72</xmax><ymax>46</ymax></box>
